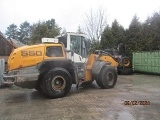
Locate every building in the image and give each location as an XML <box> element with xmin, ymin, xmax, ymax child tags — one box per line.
<box><xmin>0</xmin><ymin>33</ymin><xmax>16</xmax><ymax>70</ymax></box>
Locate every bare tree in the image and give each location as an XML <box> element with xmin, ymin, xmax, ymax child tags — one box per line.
<box><xmin>77</xmin><ymin>25</ymin><xmax>84</xmax><ymax>34</ymax></box>
<box><xmin>83</xmin><ymin>7</ymin><xmax>108</xmax><ymax>41</ymax></box>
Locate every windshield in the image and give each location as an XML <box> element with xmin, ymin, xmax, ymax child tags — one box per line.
<box><xmin>70</xmin><ymin>35</ymin><xmax>89</xmax><ymax>58</ymax></box>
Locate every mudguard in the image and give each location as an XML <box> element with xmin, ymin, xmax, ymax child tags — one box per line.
<box><xmin>37</xmin><ymin>59</ymin><xmax>76</xmax><ymax>84</ymax></box>
<box><xmin>92</xmin><ymin>60</ymin><xmax>111</xmax><ymax>80</ymax></box>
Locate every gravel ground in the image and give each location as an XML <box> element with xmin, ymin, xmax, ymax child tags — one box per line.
<box><xmin>0</xmin><ymin>74</ymin><xmax>160</xmax><ymax>120</ymax></box>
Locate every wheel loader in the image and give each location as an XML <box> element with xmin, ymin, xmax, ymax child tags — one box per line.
<box><xmin>3</xmin><ymin>33</ymin><xmax>118</xmax><ymax>99</ymax></box>
<box><xmin>104</xmin><ymin>43</ymin><xmax>133</xmax><ymax>75</ymax></box>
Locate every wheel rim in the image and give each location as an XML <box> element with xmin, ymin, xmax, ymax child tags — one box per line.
<box><xmin>51</xmin><ymin>76</ymin><xmax>66</xmax><ymax>91</ymax></box>
<box><xmin>123</xmin><ymin>59</ymin><xmax>130</xmax><ymax>67</ymax></box>
<box><xmin>106</xmin><ymin>72</ymin><xmax>114</xmax><ymax>86</ymax></box>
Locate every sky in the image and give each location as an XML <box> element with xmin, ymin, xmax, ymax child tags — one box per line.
<box><xmin>0</xmin><ymin>0</ymin><xmax>160</xmax><ymax>34</ymax></box>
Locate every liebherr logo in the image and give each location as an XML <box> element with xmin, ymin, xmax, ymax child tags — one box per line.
<box><xmin>21</xmin><ymin>51</ymin><xmax>42</xmax><ymax>56</ymax></box>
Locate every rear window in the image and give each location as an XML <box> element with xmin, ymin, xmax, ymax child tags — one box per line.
<box><xmin>46</xmin><ymin>46</ymin><xmax>63</xmax><ymax>57</ymax></box>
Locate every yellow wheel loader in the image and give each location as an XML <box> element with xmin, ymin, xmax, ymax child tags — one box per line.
<box><xmin>3</xmin><ymin>34</ymin><xmax>118</xmax><ymax>99</ymax></box>
<box><xmin>104</xmin><ymin>43</ymin><xmax>133</xmax><ymax>75</ymax></box>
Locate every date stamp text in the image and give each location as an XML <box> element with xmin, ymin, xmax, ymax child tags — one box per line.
<box><xmin>124</xmin><ymin>101</ymin><xmax>150</xmax><ymax>105</ymax></box>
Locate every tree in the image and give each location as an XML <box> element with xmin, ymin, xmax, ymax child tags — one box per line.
<box><xmin>31</xmin><ymin>19</ymin><xmax>61</xmax><ymax>44</ymax></box>
<box><xmin>89</xmin><ymin>40</ymin><xmax>101</xmax><ymax>53</ymax></box>
<box><xmin>111</xmin><ymin>20</ymin><xmax>125</xmax><ymax>44</ymax></box>
<box><xmin>142</xmin><ymin>11</ymin><xmax>160</xmax><ymax>50</ymax></box>
<box><xmin>61</xmin><ymin>28</ymin><xmax>67</xmax><ymax>34</ymax></box>
<box><xmin>5</xmin><ymin>24</ymin><xmax>18</xmax><ymax>40</ymax></box>
<box><xmin>31</xmin><ymin>21</ymin><xmax>48</xmax><ymax>44</ymax></box>
<box><xmin>18</xmin><ymin>21</ymin><xmax>31</xmax><ymax>44</ymax></box>
<box><xmin>77</xmin><ymin>25</ymin><xmax>84</xmax><ymax>34</ymax></box>
<box><xmin>126</xmin><ymin>15</ymin><xmax>143</xmax><ymax>56</ymax></box>
<box><xmin>45</xmin><ymin>19</ymin><xmax>61</xmax><ymax>37</ymax></box>
<box><xmin>101</xmin><ymin>25</ymin><xmax>113</xmax><ymax>49</ymax></box>
<box><xmin>150</xmin><ymin>11</ymin><xmax>160</xmax><ymax>50</ymax></box>
<box><xmin>101</xmin><ymin>20</ymin><xmax>125</xmax><ymax>49</ymax></box>
<box><xmin>83</xmin><ymin>7</ymin><xmax>108</xmax><ymax>41</ymax></box>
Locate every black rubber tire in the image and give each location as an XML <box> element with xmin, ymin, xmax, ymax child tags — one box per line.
<box><xmin>40</xmin><ymin>69</ymin><xmax>72</xmax><ymax>99</ymax></box>
<box><xmin>35</xmin><ymin>73</ymin><xmax>45</xmax><ymax>92</ymax></box>
<box><xmin>118</xmin><ymin>68</ymin><xmax>133</xmax><ymax>75</ymax></box>
<box><xmin>122</xmin><ymin>57</ymin><xmax>132</xmax><ymax>68</ymax></box>
<box><xmin>96</xmin><ymin>66</ymin><xmax>117</xmax><ymax>89</ymax></box>
<box><xmin>35</xmin><ymin>84</ymin><xmax>42</xmax><ymax>92</ymax></box>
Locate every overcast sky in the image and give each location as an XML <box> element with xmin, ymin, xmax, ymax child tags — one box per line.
<box><xmin>0</xmin><ymin>0</ymin><xmax>160</xmax><ymax>33</ymax></box>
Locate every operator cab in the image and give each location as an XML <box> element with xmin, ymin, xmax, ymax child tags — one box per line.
<box><xmin>42</xmin><ymin>38</ymin><xmax>66</xmax><ymax>58</ymax></box>
<box><xmin>56</xmin><ymin>32</ymin><xmax>90</xmax><ymax>63</ymax></box>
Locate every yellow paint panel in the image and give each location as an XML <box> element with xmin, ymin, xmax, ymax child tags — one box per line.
<box><xmin>84</xmin><ymin>54</ymin><xmax>118</xmax><ymax>81</ymax></box>
<box><xmin>85</xmin><ymin>54</ymin><xmax>97</xmax><ymax>81</ymax></box>
<box><xmin>8</xmin><ymin>44</ymin><xmax>45</xmax><ymax>71</ymax></box>
<box><xmin>8</xmin><ymin>43</ymin><xmax>66</xmax><ymax>71</ymax></box>
<box><xmin>99</xmin><ymin>56</ymin><xmax>118</xmax><ymax>67</ymax></box>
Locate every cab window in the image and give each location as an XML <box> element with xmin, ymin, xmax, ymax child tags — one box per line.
<box><xmin>70</xmin><ymin>35</ymin><xmax>81</xmax><ymax>55</ymax></box>
<box><xmin>70</xmin><ymin>35</ymin><xmax>89</xmax><ymax>58</ymax></box>
<box><xmin>46</xmin><ymin>46</ymin><xmax>63</xmax><ymax>57</ymax></box>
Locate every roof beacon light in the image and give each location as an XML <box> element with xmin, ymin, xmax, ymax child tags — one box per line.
<box><xmin>42</xmin><ymin>38</ymin><xmax>58</xmax><ymax>43</ymax></box>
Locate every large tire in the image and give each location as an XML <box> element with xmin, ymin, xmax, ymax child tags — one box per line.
<box><xmin>35</xmin><ymin>83</ymin><xmax>42</xmax><ymax>92</ymax></box>
<box><xmin>35</xmin><ymin>73</ymin><xmax>46</xmax><ymax>92</ymax></box>
<box><xmin>122</xmin><ymin>57</ymin><xmax>132</xmax><ymax>68</ymax></box>
<box><xmin>118</xmin><ymin>68</ymin><xmax>133</xmax><ymax>75</ymax></box>
<box><xmin>40</xmin><ymin>69</ymin><xmax>72</xmax><ymax>99</ymax></box>
<box><xmin>96</xmin><ymin>66</ymin><xmax>117</xmax><ymax>89</ymax></box>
